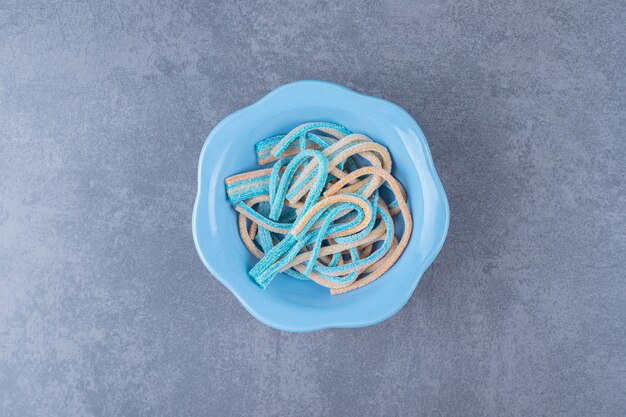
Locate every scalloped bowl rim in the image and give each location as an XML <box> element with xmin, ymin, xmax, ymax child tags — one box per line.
<box><xmin>192</xmin><ymin>80</ymin><xmax>449</xmax><ymax>332</ymax></box>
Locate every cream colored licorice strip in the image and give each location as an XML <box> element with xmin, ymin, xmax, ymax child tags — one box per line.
<box><xmin>224</xmin><ymin>122</ymin><xmax>412</xmax><ymax>294</ymax></box>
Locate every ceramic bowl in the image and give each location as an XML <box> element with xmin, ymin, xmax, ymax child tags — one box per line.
<box><xmin>193</xmin><ymin>80</ymin><xmax>449</xmax><ymax>332</ymax></box>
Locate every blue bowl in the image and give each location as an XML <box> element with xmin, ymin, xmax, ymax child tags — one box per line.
<box><xmin>193</xmin><ymin>81</ymin><xmax>449</xmax><ymax>332</ymax></box>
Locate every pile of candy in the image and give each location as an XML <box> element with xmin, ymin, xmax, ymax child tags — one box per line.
<box><xmin>225</xmin><ymin>122</ymin><xmax>412</xmax><ymax>295</ymax></box>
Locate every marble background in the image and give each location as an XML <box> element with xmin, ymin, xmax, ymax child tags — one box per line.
<box><xmin>1</xmin><ymin>1</ymin><xmax>624</xmax><ymax>416</ymax></box>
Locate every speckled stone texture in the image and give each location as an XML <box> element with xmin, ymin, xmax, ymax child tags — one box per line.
<box><xmin>0</xmin><ymin>1</ymin><xmax>624</xmax><ymax>416</ymax></box>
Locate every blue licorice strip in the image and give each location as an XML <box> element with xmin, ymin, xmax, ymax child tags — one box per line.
<box><xmin>255</xmin><ymin>135</ymin><xmax>284</xmax><ymax>155</ymax></box>
<box><xmin>272</xmin><ymin>122</ymin><xmax>351</xmax><ymax>158</ymax></box>
<box><xmin>249</xmin><ymin>198</ymin><xmax>367</xmax><ymax>287</ymax></box>
<box><xmin>256</xmin><ymin>132</ymin><xmax>336</xmax><ymax>161</ymax></box>
<box><xmin>333</xmin><ymin>191</ymin><xmax>379</xmax><ymax>245</ymax></box>
<box><xmin>303</xmin><ymin>204</ymin><xmax>351</xmax><ymax>276</ymax></box>
<box><xmin>236</xmin><ymin>203</ymin><xmax>292</xmax><ymax>232</ymax></box>
<box><xmin>313</xmin><ymin>205</ymin><xmax>394</xmax><ymax>275</ymax></box>
<box><xmin>270</xmin><ymin>150</ymin><xmax>328</xmax><ymax>218</ymax></box>
<box><xmin>291</xmin><ymin>197</ymin><xmax>367</xmax><ymax>241</ymax></box>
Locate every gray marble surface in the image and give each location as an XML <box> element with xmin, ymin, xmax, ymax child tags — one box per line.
<box><xmin>1</xmin><ymin>1</ymin><xmax>625</xmax><ymax>416</ymax></box>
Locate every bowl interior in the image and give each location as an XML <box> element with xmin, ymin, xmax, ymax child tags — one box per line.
<box><xmin>194</xmin><ymin>82</ymin><xmax>448</xmax><ymax>330</ymax></box>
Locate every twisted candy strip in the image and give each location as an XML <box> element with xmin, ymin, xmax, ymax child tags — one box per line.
<box><xmin>224</xmin><ymin>122</ymin><xmax>412</xmax><ymax>294</ymax></box>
